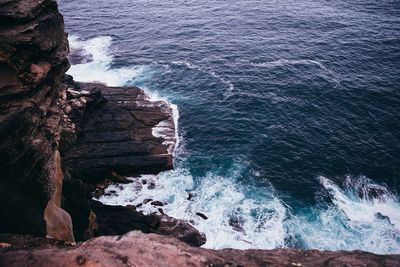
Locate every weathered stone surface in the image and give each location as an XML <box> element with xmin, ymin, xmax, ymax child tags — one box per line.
<box><xmin>63</xmin><ymin>82</ymin><xmax>176</xmax><ymax>183</ymax></box>
<box><xmin>43</xmin><ymin>150</ymin><xmax>74</xmax><ymax>242</ymax></box>
<box><xmin>89</xmin><ymin>200</ymin><xmax>206</xmax><ymax>247</ymax></box>
<box><xmin>44</xmin><ymin>200</ymin><xmax>75</xmax><ymax>242</ymax></box>
<box><xmin>158</xmin><ymin>214</ymin><xmax>206</xmax><ymax>247</ymax></box>
<box><xmin>0</xmin><ymin>0</ymin><xmax>71</xmax><ymax>238</ymax></box>
<box><xmin>1</xmin><ymin>231</ymin><xmax>399</xmax><ymax>267</ymax></box>
<box><xmin>0</xmin><ymin>234</ymin><xmax>70</xmax><ymax>249</ymax></box>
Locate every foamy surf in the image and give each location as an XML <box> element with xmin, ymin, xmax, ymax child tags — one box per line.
<box><xmin>98</xmin><ymin>165</ymin><xmax>288</xmax><ymax>250</ymax></box>
<box><xmin>67</xmin><ymin>35</ymin><xmax>180</xmax><ymax>154</ymax></box>
<box><xmin>289</xmin><ymin>176</ymin><xmax>400</xmax><ymax>254</ymax></box>
<box><xmin>67</xmin><ymin>35</ymin><xmax>145</xmax><ymax>86</ymax></box>
<box><xmin>99</xmin><ymin>170</ymin><xmax>400</xmax><ymax>253</ymax></box>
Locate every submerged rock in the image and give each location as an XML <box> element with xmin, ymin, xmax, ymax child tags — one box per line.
<box><xmin>151</xmin><ymin>201</ymin><xmax>164</xmax><ymax>206</ymax></box>
<box><xmin>196</xmin><ymin>212</ymin><xmax>208</xmax><ymax>220</ymax></box>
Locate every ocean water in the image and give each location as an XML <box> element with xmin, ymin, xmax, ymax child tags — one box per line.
<box><xmin>58</xmin><ymin>0</ymin><xmax>400</xmax><ymax>254</ymax></box>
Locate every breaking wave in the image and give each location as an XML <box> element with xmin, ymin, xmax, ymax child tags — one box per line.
<box><xmin>67</xmin><ymin>35</ymin><xmax>145</xmax><ymax>86</ymax></box>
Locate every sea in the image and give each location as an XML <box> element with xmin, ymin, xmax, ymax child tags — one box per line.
<box><xmin>58</xmin><ymin>0</ymin><xmax>400</xmax><ymax>254</ymax></box>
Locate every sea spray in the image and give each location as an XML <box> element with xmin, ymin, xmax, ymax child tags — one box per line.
<box><xmin>99</xmin><ymin>166</ymin><xmax>288</xmax><ymax>250</ymax></box>
<box><xmin>289</xmin><ymin>176</ymin><xmax>400</xmax><ymax>254</ymax></box>
<box><xmin>68</xmin><ymin>35</ymin><xmax>144</xmax><ymax>86</ymax></box>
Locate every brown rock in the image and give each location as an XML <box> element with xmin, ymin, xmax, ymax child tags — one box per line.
<box><xmin>63</xmin><ymin>82</ymin><xmax>176</xmax><ymax>184</ymax></box>
<box><xmin>0</xmin><ymin>0</ymin><xmax>71</xmax><ymax>238</ymax></box>
<box><xmin>158</xmin><ymin>208</ymin><xmax>165</xmax><ymax>214</ymax></box>
<box><xmin>89</xmin><ymin>200</ymin><xmax>206</xmax><ymax>247</ymax></box>
<box><xmin>1</xmin><ymin>232</ymin><xmax>399</xmax><ymax>267</ymax></box>
<box><xmin>158</xmin><ymin>215</ymin><xmax>206</xmax><ymax>247</ymax></box>
<box><xmin>30</xmin><ymin>62</ymin><xmax>51</xmax><ymax>84</ymax></box>
<box><xmin>44</xmin><ymin>200</ymin><xmax>74</xmax><ymax>242</ymax></box>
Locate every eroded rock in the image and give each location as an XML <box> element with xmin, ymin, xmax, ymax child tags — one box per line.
<box><xmin>63</xmin><ymin>82</ymin><xmax>176</xmax><ymax>184</ymax></box>
<box><xmin>1</xmin><ymin>232</ymin><xmax>398</xmax><ymax>267</ymax></box>
<box><xmin>89</xmin><ymin>200</ymin><xmax>206</xmax><ymax>247</ymax></box>
<box><xmin>0</xmin><ymin>0</ymin><xmax>71</xmax><ymax>238</ymax></box>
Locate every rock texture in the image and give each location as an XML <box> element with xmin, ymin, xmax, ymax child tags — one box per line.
<box><xmin>90</xmin><ymin>200</ymin><xmax>206</xmax><ymax>247</ymax></box>
<box><xmin>1</xmin><ymin>231</ymin><xmax>399</xmax><ymax>267</ymax></box>
<box><xmin>0</xmin><ymin>0</ymin><xmax>176</xmax><ymax>243</ymax></box>
<box><xmin>63</xmin><ymin>82</ymin><xmax>176</xmax><ymax>184</ymax></box>
<box><xmin>55</xmin><ymin>79</ymin><xmax>177</xmax><ymax>241</ymax></box>
<box><xmin>0</xmin><ymin>0</ymin><xmax>73</xmax><ymax>240</ymax></box>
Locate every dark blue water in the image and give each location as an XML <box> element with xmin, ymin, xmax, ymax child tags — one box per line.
<box><xmin>59</xmin><ymin>0</ymin><xmax>400</xmax><ymax>253</ymax></box>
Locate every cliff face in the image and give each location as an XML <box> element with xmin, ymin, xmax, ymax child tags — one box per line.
<box><xmin>0</xmin><ymin>0</ymin><xmax>182</xmax><ymax>244</ymax></box>
<box><xmin>0</xmin><ymin>0</ymin><xmax>72</xmax><ymax>238</ymax></box>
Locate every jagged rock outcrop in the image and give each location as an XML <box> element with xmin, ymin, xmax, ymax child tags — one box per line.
<box><xmin>90</xmin><ymin>200</ymin><xmax>206</xmax><ymax>247</ymax></box>
<box><xmin>0</xmin><ymin>0</ymin><xmax>73</xmax><ymax>240</ymax></box>
<box><xmin>56</xmin><ymin>78</ymin><xmax>177</xmax><ymax>241</ymax></box>
<box><xmin>1</xmin><ymin>231</ymin><xmax>399</xmax><ymax>267</ymax></box>
<box><xmin>63</xmin><ymin>82</ymin><xmax>176</xmax><ymax>184</ymax></box>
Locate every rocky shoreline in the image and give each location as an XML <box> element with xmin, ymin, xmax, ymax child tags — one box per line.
<box><xmin>0</xmin><ymin>0</ymin><xmax>399</xmax><ymax>266</ymax></box>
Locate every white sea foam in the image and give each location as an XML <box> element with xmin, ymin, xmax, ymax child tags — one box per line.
<box><xmin>252</xmin><ymin>59</ymin><xmax>328</xmax><ymax>70</ymax></box>
<box><xmin>290</xmin><ymin>176</ymin><xmax>400</xmax><ymax>254</ymax></box>
<box><xmin>142</xmin><ymin>88</ymin><xmax>180</xmax><ymax>155</ymax></box>
<box><xmin>67</xmin><ymin>35</ymin><xmax>144</xmax><ymax>86</ymax></box>
<box><xmin>98</xmin><ymin>162</ymin><xmax>400</xmax><ymax>253</ymax></box>
<box><xmin>68</xmin><ymin>35</ymin><xmax>180</xmax><ymax>154</ymax></box>
<box><xmin>99</xmin><ymin>167</ymin><xmax>288</xmax><ymax>250</ymax></box>
<box><xmin>320</xmin><ymin>176</ymin><xmax>400</xmax><ymax>229</ymax></box>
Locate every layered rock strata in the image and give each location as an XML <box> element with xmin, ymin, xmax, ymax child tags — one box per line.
<box><xmin>1</xmin><ymin>231</ymin><xmax>399</xmax><ymax>267</ymax></box>
<box><xmin>63</xmin><ymin>82</ymin><xmax>175</xmax><ymax>184</ymax></box>
<box><xmin>0</xmin><ymin>0</ymin><xmax>179</xmax><ymax>244</ymax></box>
<box><xmin>0</xmin><ymin>0</ymin><xmax>73</xmax><ymax>240</ymax></box>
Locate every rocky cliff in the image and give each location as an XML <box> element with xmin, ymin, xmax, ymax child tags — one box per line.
<box><xmin>0</xmin><ymin>0</ymin><xmax>399</xmax><ymax>266</ymax></box>
<box><xmin>0</xmin><ymin>0</ymin><xmax>72</xmax><ymax>239</ymax></box>
<box><xmin>0</xmin><ymin>0</ymin><xmax>184</xmax><ymax>243</ymax></box>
